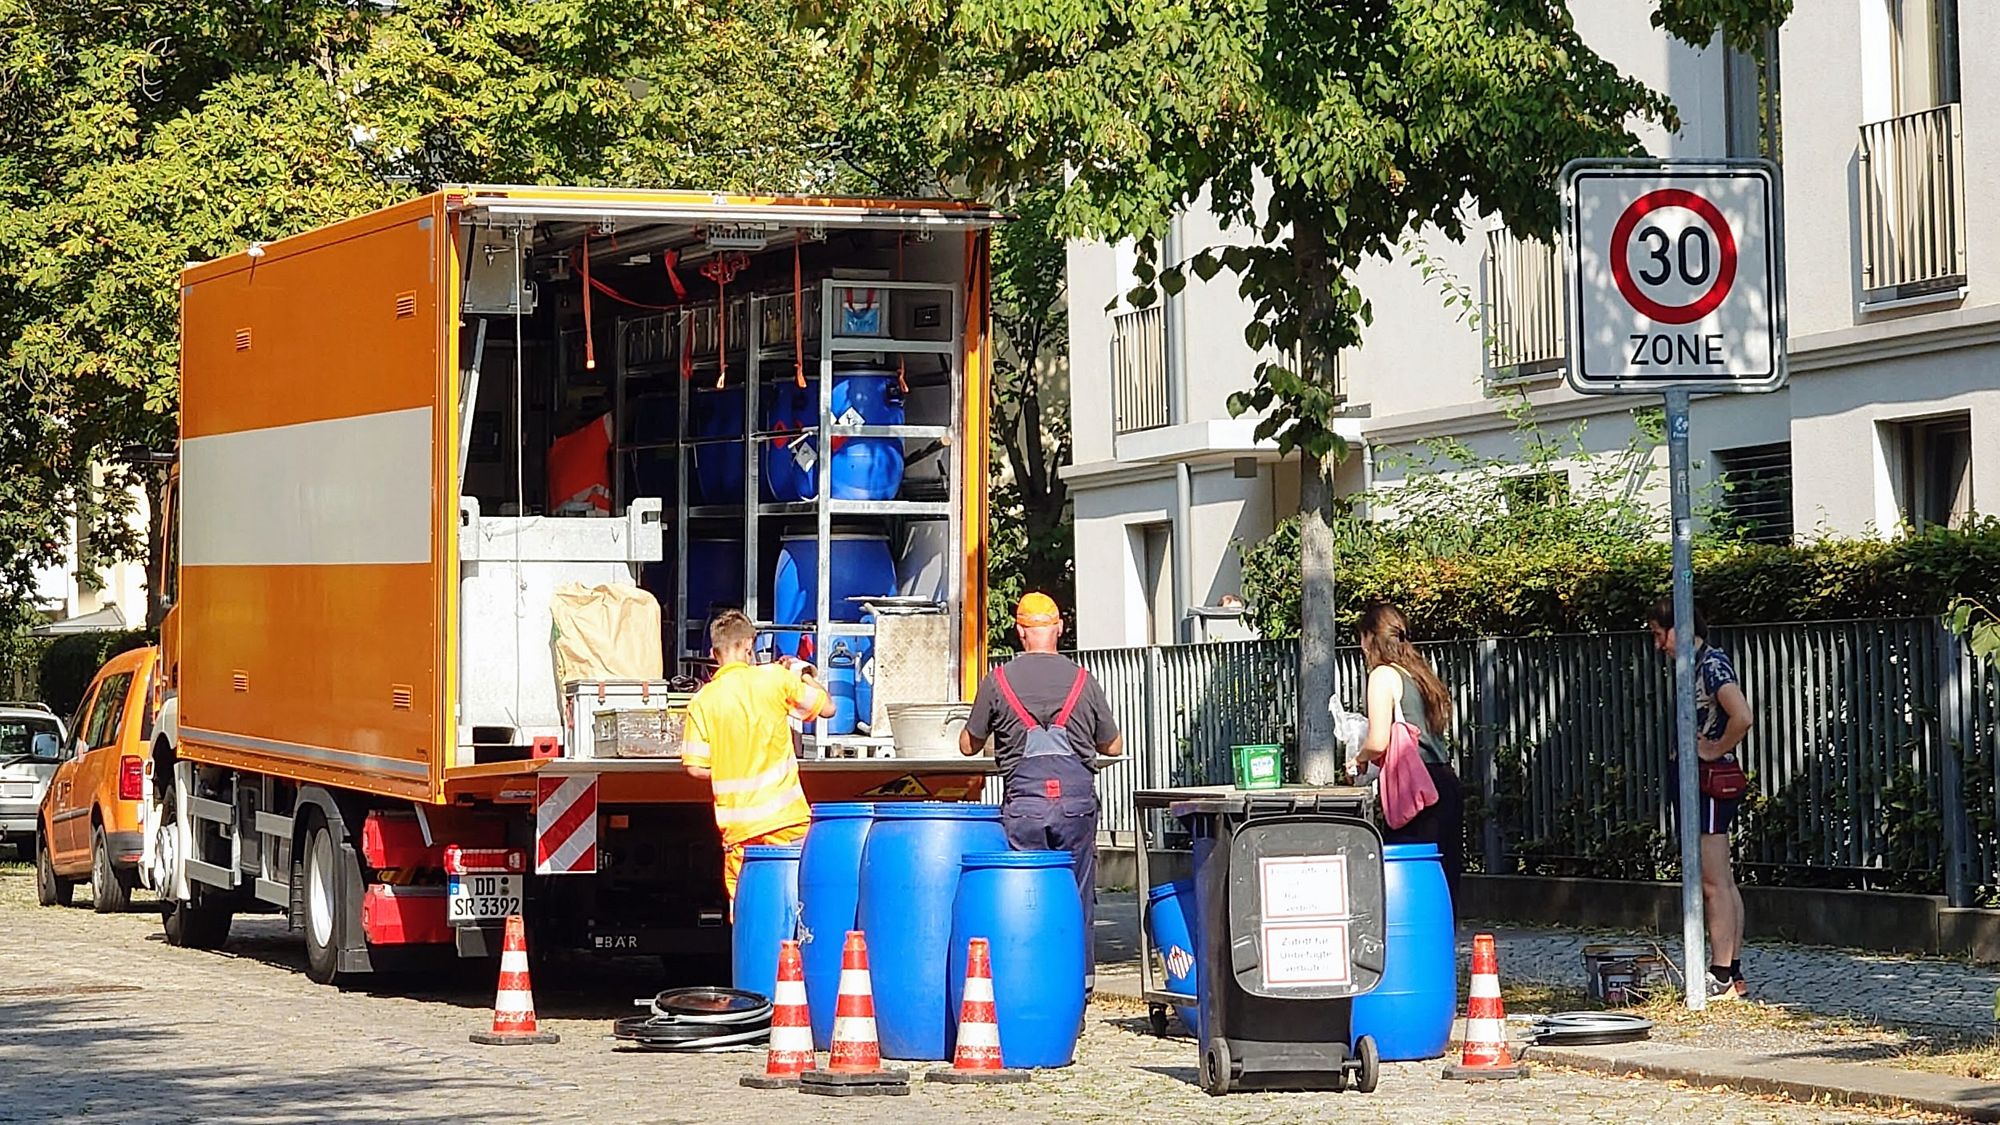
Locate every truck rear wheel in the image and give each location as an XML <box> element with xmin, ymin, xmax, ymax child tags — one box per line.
<box><xmin>302</xmin><ymin>815</ymin><xmax>355</xmax><ymax>985</ymax></box>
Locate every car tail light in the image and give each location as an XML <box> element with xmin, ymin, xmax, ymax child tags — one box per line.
<box><xmin>119</xmin><ymin>756</ymin><xmax>143</xmax><ymax>801</ymax></box>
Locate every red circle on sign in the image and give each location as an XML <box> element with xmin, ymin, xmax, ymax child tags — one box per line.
<box><xmin>1608</xmin><ymin>189</ymin><xmax>1738</xmax><ymax>325</ymax></box>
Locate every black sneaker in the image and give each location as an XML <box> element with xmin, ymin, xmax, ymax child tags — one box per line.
<box><xmin>1704</xmin><ymin>975</ymin><xmax>1742</xmax><ymax>1003</ymax></box>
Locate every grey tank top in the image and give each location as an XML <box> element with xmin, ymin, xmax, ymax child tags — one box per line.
<box><xmin>1388</xmin><ymin>666</ymin><xmax>1450</xmax><ymax>765</ymax></box>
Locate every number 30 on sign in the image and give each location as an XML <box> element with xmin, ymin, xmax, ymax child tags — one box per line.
<box><xmin>1563</xmin><ymin>162</ymin><xmax>1786</xmax><ymax>395</ymax></box>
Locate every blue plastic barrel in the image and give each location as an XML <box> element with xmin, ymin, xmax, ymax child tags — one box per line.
<box><xmin>856</xmin><ymin>803</ymin><xmax>1008</xmax><ymax>1060</ymax></box>
<box><xmin>1348</xmin><ymin>843</ymin><xmax>1457</xmax><ymax>1060</ymax></box>
<box><xmin>949</xmin><ymin>851</ymin><xmax>1087</xmax><ymax>1068</ymax></box>
<box><xmin>823</xmin><ymin>641</ymin><xmax>859</xmax><ymax>735</ymax></box>
<box><xmin>772</xmin><ymin>532</ymin><xmax>897</xmax><ymax>625</ymax></box>
<box><xmin>731</xmin><ymin>845</ymin><xmax>802</xmax><ymax>1003</ymax></box>
<box><xmin>799</xmin><ymin>803</ymin><xmax>876</xmax><ymax>1049</ymax></box>
<box><xmin>691</xmin><ymin>387</ymin><xmax>746</xmax><ymax>505</ymax></box>
<box><xmin>1145</xmin><ymin>879</ymin><xmax>1200</xmax><ymax>1034</ymax></box>
<box><xmin>761</xmin><ymin>372</ymin><xmax>906</xmax><ymax>502</ymax></box>
<box><xmin>761</xmin><ymin>380</ymin><xmax>813</xmax><ymax>503</ymax></box>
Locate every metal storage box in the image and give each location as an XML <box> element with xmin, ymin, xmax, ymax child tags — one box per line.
<box><xmin>592</xmin><ymin>708</ymin><xmax>686</xmax><ymax>759</ymax></box>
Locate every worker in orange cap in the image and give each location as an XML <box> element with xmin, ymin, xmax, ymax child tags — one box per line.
<box><xmin>961</xmin><ymin>592</ymin><xmax>1123</xmax><ymax>994</ymax></box>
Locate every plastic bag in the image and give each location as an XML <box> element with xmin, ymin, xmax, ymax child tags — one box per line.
<box><xmin>1328</xmin><ymin>697</ymin><xmax>1373</xmax><ymax>781</ymax></box>
<box><xmin>550</xmin><ymin>583</ymin><xmax>664</xmax><ymax>684</ymax></box>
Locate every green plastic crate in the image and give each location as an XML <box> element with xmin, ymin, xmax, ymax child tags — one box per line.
<box><xmin>1230</xmin><ymin>743</ymin><xmax>1284</xmax><ymax>790</ymax></box>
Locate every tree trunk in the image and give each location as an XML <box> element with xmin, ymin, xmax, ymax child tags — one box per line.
<box><xmin>1297</xmin><ymin>448</ymin><xmax>1340</xmax><ymax>784</ymax></box>
<box><xmin>1290</xmin><ymin>215</ymin><xmax>1342</xmax><ymax>785</ymax></box>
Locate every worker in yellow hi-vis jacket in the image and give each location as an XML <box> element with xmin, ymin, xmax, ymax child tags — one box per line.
<box><xmin>682</xmin><ymin>609</ymin><xmax>834</xmax><ymax>903</ymax></box>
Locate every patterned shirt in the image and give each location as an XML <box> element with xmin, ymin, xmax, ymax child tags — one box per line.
<box><xmin>1694</xmin><ymin>644</ymin><xmax>1740</xmax><ymax>751</ymax></box>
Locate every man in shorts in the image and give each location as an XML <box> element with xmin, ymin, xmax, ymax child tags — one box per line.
<box><xmin>1650</xmin><ymin>599</ymin><xmax>1755</xmax><ymax>1001</ymax></box>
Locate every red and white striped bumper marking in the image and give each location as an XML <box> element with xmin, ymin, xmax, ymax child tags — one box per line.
<box><xmin>535</xmin><ymin>774</ymin><xmax>599</xmax><ymax>875</ymax></box>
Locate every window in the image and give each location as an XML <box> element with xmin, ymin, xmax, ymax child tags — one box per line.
<box><xmin>1483</xmin><ymin>229</ymin><xmax>1564</xmax><ymax>380</ymax></box>
<box><xmin>1892</xmin><ymin>0</ymin><xmax>1959</xmax><ymax>113</ymax></box>
<box><xmin>1860</xmin><ymin>0</ymin><xmax>1965</xmax><ymax>302</ymax></box>
<box><xmin>1723</xmin><ymin>38</ymin><xmax>1782</xmax><ymax>162</ymax></box>
<box><xmin>1714</xmin><ymin>443</ymin><xmax>1794</xmax><ymax>544</ymax></box>
<box><xmin>1138</xmin><ymin>522</ymin><xmax>1176</xmax><ymax>646</ymax></box>
<box><xmin>1890</xmin><ymin>414</ymin><xmax>1973</xmax><ymax>531</ymax></box>
<box><xmin>84</xmin><ymin>672</ymin><xmax>132</xmax><ymax>750</ymax></box>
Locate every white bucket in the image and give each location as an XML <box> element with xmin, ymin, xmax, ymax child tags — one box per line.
<box><xmin>886</xmin><ymin>702</ymin><xmax>971</xmax><ymax>756</ymax></box>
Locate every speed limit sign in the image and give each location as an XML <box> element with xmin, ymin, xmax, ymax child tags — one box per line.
<box><xmin>1563</xmin><ymin>160</ymin><xmax>1785</xmax><ymax>394</ymax></box>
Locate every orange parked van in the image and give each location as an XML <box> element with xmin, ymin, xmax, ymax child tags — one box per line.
<box><xmin>37</xmin><ymin>646</ymin><xmax>159</xmax><ymax>912</ymax></box>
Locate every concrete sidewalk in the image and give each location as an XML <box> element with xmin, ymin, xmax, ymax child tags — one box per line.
<box><xmin>1092</xmin><ymin>889</ymin><xmax>2000</xmax><ymax>1120</ymax></box>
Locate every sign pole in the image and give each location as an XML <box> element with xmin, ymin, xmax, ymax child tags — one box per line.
<box><xmin>1664</xmin><ymin>388</ymin><xmax>1705</xmax><ymax>1011</ymax></box>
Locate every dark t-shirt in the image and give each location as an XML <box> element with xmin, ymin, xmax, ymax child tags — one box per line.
<box><xmin>966</xmin><ymin>653</ymin><xmax>1120</xmax><ymax>776</ymax></box>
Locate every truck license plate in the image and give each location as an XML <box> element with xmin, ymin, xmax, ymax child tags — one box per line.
<box><xmin>447</xmin><ymin>874</ymin><xmax>522</xmax><ymax>924</ymax></box>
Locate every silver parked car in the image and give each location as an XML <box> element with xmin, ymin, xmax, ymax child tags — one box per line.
<box><xmin>0</xmin><ymin>703</ymin><xmax>67</xmax><ymax>859</ymax></box>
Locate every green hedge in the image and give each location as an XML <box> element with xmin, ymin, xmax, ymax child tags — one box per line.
<box><xmin>1239</xmin><ymin>517</ymin><xmax>2000</xmax><ymax>639</ymax></box>
<box><xmin>35</xmin><ymin>629</ymin><xmax>156</xmax><ymax>719</ymax></box>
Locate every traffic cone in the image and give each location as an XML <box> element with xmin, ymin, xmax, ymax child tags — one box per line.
<box><xmin>929</xmin><ymin>937</ymin><xmax>1029</xmax><ymax>1084</ymax></box>
<box><xmin>799</xmin><ymin>931</ymin><xmax>908</xmax><ymax>1097</ymax></box>
<box><xmin>1443</xmin><ymin>932</ymin><xmax>1527</xmax><ymax>1080</ymax></box>
<box><xmin>470</xmin><ymin>915</ymin><xmax>559</xmax><ymax>1046</ymax></box>
<box><xmin>743</xmin><ymin>940</ymin><xmax>815</xmax><ymax>1089</ymax></box>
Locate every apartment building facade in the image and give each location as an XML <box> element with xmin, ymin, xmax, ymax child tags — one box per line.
<box><xmin>1064</xmin><ymin>0</ymin><xmax>1995</xmax><ymax>650</ymax></box>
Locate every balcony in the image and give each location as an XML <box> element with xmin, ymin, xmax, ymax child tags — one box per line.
<box><xmin>1483</xmin><ymin>229</ymin><xmax>1565</xmax><ymax>380</ymax></box>
<box><xmin>1110</xmin><ymin>305</ymin><xmax>1169</xmax><ymax>434</ymax></box>
<box><xmin>1858</xmin><ymin>103</ymin><xmax>1967</xmax><ymax>304</ymax></box>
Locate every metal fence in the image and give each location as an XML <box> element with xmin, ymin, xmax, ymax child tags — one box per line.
<box><xmin>1073</xmin><ymin>618</ymin><xmax>2000</xmax><ymax>905</ymax></box>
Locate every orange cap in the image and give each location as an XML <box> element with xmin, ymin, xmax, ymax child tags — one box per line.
<box><xmin>1015</xmin><ymin>592</ymin><xmax>1061</xmax><ymax>627</ymax></box>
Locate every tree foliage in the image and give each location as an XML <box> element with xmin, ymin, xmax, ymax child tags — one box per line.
<box><xmin>986</xmin><ymin>184</ymin><xmax>1073</xmax><ymax>651</ymax></box>
<box><xmin>812</xmin><ymin>0</ymin><xmax>1791</xmax><ymax>775</ymax></box>
<box><xmin>0</xmin><ymin>0</ymin><xmax>953</xmax><ymax>643</ymax></box>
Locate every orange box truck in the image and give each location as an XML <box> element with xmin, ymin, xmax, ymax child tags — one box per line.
<box><xmin>140</xmin><ymin>186</ymin><xmax>1001</xmax><ymax>982</ymax></box>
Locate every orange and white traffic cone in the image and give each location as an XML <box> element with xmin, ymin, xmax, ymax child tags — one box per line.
<box><xmin>799</xmin><ymin>931</ymin><xmax>909</xmax><ymax>1097</ymax></box>
<box><xmin>1443</xmin><ymin>932</ymin><xmax>1527</xmax><ymax>1080</ymax></box>
<box><xmin>743</xmin><ymin>939</ymin><xmax>815</xmax><ymax>1089</ymax></box>
<box><xmin>470</xmin><ymin>914</ymin><xmax>559</xmax><ymax>1046</ymax></box>
<box><xmin>930</xmin><ymin>937</ymin><xmax>1029</xmax><ymax>1085</ymax></box>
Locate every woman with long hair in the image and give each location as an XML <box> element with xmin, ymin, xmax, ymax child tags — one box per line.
<box><xmin>1353</xmin><ymin>602</ymin><xmax>1465</xmax><ymax>900</ymax></box>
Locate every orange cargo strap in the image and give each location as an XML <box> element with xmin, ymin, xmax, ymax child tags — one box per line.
<box><xmin>794</xmin><ymin>231</ymin><xmax>807</xmax><ymax>389</ymax></box>
<box><xmin>581</xmin><ymin>233</ymin><xmax>596</xmax><ymax>370</ymax></box>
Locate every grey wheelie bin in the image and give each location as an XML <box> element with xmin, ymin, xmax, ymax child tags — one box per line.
<box><xmin>1171</xmin><ymin>786</ymin><xmax>1386</xmax><ymax>1096</ymax></box>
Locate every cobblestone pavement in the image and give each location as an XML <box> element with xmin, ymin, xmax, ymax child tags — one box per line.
<box><xmin>0</xmin><ymin>868</ymin><xmax>1957</xmax><ymax>1124</ymax></box>
<box><xmin>1467</xmin><ymin>925</ymin><xmax>2000</xmax><ymax>1032</ymax></box>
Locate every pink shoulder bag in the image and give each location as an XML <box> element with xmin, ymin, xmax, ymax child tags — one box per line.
<box><xmin>1379</xmin><ymin>720</ymin><xmax>1440</xmax><ymax>829</ymax></box>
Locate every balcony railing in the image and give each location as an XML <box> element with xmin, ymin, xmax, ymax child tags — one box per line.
<box><xmin>1859</xmin><ymin>102</ymin><xmax>1967</xmax><ymax>301</ymax></box>
<box><xmin>1483</xmin><ymin>228</ymin><xmax>1565</xmax><ymax>379</ymax></box>
<box><xmin>1111</xmin><ymin>305</ymin><xmax>1170</xmax><ymax>434</ymax></box>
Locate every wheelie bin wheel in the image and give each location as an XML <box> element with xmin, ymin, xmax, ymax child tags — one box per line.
<box><xmin>1200</xmin><ymin>1039</ymin><xmax>1234</xmax><ymax>1096</ymax></box>
<box><xmin>1354</xmin><ymin>1034</ymin><xmax>1381</xmax><ymax>1094</ymax></box>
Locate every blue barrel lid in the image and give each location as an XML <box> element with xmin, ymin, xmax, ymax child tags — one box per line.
<box><xmin>742</xmin><ymin>844</ymin><xmax>804</xmax><ymax>861</ymax></box>
<box><xmin>1382</xmin><ymin>843</ymin><xmax>1442</xmax><ymax>860</ymax></box>
<box><xmin>811</xmin><ymin>802</ymin><xmax>878</xmax><ymax>820</ymax></box>
<box><xmin>1146</xmin><ymin>878</ymin><xmax>1194</xmax><ymax>902</ymax></box>
<box><xmin>873</xmin><ymin>801</ymin><xmax>1001</xmax><ymax>821</ymax></box>
<box><xmin>962</xmin><ymin>850</ymin><xmax>1072</xmax><ymax>869</ymax></box>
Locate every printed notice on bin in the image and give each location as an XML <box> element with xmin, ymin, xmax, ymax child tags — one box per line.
<box><xmin>1261</xmin><ymin>921</ymin><xmax>1353</xmax><ymax>987</ymax></box>
<box><xmin>1258</xmin><ymin>855</ymin><xmax>1349</xmax><ymax>920</ymax></box>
